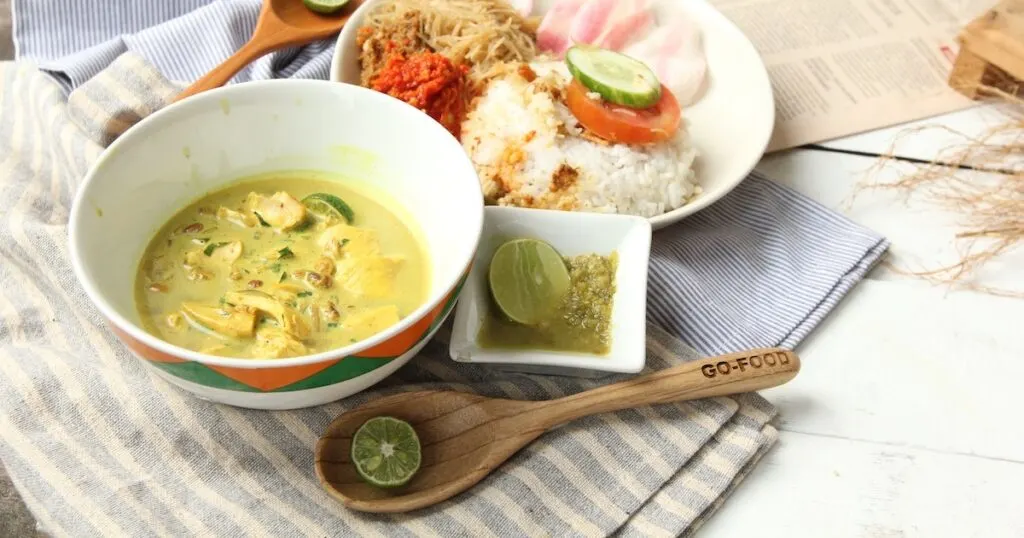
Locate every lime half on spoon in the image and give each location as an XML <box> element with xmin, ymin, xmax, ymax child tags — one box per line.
<box><xmin>488</xmin><ymin>238</ymin><xmax>571</xmax><ymax>325</ymax></box>
<box><xmin>351</xmin><ymin>416</ymin><xmax>422</xmax><ymax>488</ymax></box>
<box><xmin>303</xmin><ymin>0</ymin><xmax>351</xmax><ymax>14</ymax></box>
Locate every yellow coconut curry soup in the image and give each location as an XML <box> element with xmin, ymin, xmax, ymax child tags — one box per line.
<box><xmin>134</xmin><ymin>172</ymin><xmax>429</xmax><ymax>359</ymax></box>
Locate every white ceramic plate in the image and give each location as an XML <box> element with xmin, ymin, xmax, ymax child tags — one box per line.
<box><xmin>330</xmin><ymin>0</ymin><xmax>774</xmax><ymax>230</ymax></box>
<box><xmin>449</xmin><ymin>206</ymin><xmax>651</xmax><ymax>378</ymax></box>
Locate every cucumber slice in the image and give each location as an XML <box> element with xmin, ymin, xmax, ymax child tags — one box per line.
<box><xmin>565</xmin><ymin>46</ymin><xmax>662</xmax><ymax>109</ymax></box>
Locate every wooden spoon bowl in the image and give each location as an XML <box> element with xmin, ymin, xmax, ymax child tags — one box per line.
<box><xmin>315</xmin><ymin>347</ymin><xmax>800</xmax><ymax>513</ymax></box>
<box><xmin>176</xmin><ymin>0</ymin><xmax>364</xmax><ymax>101</ymax></box>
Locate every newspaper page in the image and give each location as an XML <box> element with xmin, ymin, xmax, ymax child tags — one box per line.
<box><xmin>708</xmin><ymin>0</ymin><xmax>998</xmax><ymax>151</ymax></box>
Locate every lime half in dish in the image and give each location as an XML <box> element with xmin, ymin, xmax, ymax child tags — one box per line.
<box><xmin>488</xmin><ymin>238</ymin><xmax>571</xmax><ymax>326</ymax></box>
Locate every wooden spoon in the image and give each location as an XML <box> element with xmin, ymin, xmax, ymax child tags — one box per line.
<box><xmin>315</xmin><ymin>347</ymin><xmax>800</xmax><ymax>513</ymax></box>
<box><xmin>175</xmin><ymin>0</ymin><xmax>363</xmax><ymax>102</ymax></box>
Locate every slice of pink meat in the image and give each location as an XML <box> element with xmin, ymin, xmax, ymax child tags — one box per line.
<box><xmin>536</xmin><ymin>0</ymin><xmax>590</xmax><ymax>56</ymax></box>
<box><xmin>569</xmin><ymin>0</ymin><xmax>654</xmax><ymax>51</ymax></box>
<box><xmin>624</xmin><ymin>17</ymin><xmax>708</xmax><ymax>106</ymax></box>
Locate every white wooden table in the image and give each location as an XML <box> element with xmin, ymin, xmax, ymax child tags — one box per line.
<box><xmin>700</xmin><ymin>107</ymin><xmax>1024</xmax><ymax>538</ymax></box>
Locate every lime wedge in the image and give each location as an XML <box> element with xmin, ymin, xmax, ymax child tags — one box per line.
<box><xmin>488</xmin><ymin>239</ymin><xmax>571</xmax><ymax>325</ymax></box>
<box><xmin>303</xmin><ymin>0</ymin><xmax>351</xmax><ymax>14</ymax></box>
<box><xmin>302</xmin><ymin>193</ymin><xmax>354</xmax><ymax>224</ymax></box>
<box><xmin>351</xmin><ymin>416</ymin><xmax>421</xmax><ymax>488</ymax></box>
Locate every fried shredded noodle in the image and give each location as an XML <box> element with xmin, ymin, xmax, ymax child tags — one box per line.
<box><xmin>359</xmin><ymin>0</ymin><xmax>536</xmax><ymax>85</ymax></box>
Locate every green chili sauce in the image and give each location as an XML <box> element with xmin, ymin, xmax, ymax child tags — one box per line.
<box><xmin>477</xmin><ymin>252</ymin><xmax>617</xmax><ymax>355</ymax></box>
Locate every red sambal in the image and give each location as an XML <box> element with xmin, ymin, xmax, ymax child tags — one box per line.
<box><xmin>370</xmin><ymin>46</ymin><xmax>470</xmax><ymax>139</ymax></box>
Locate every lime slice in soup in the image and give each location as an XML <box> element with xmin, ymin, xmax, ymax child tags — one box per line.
<box><xmin>351</xmin><ymin>416</ymin><xmax>422</xmax><ymax>488</ymax></box>
<box><xmin>303</xmin><ymin>0</ymin><xmax>351</xmax><ymax>15</ymax></box>
<box><xmin>303</xmin><ymin>193</ymin><xmax>354</xmax><ymax>224</ymax></box>
<box><xmin>488</xmin><ymin>239</ymin><xmax>571</xmax><ymax>325</ymax></box>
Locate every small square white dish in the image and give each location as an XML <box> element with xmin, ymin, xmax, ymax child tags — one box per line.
<box><xmin>449</xmin><ymin>206</ymin><xmax>652</xmax><ymax>378</ymax></box>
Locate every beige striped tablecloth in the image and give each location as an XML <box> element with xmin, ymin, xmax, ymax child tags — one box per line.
<box><xmin>0</xmin><ymin>54</ymin><xmax>778</xmax><ymax>537</ymax></box>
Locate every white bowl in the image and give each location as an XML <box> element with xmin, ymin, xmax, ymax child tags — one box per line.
<box><xmin>330</xmin><ymin>0</ymin><xmax>775</xmax><ymax>230</ymax></box>
<box><xmin>449</xmin><ymin>206</ymin><xmax>651</xmax><ymax>378</ymax></box>
<box><xmin>68</xmin><ymin>80</ymin><xmax>483</xmax><ymax>410</ymax></box>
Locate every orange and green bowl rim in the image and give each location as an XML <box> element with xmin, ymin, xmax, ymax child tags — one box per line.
<box><xmin>113</xmin><ymin>276</ymin><xmax>465</xmax><ymax>393</ymax></box>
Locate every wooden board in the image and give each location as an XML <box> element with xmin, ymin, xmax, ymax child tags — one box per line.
<box><xmin>695</xmin><ymin>150</ymin><xmax>1024</xmax><ymax>538</ymax></box>
<box><xmin>951</xmin><ymin>0</ymin><xmax>1024</xmax><ymax>98</ymax></box>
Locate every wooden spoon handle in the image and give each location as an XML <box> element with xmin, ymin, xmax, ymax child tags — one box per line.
<box><xmin>539</xmin><ymin>348</ymin><xmax>800</xmax><ymax>427</ymax></box>
<box><xmin>175</xmin><ymin>40</ymin><xmax>269</xmax><ymax>102</ymax></box>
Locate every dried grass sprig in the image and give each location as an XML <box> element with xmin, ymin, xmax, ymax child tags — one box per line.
<box><xmin>853</xmin><ymin>84</ymin><xmax>1024</xmax><ymax>298</ymax></box>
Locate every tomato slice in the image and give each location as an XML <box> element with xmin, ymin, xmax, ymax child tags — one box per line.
<box><xmin>565</xmin><ymin>79</ymin><xmax>682</xmax><ymax>145</ymax></box>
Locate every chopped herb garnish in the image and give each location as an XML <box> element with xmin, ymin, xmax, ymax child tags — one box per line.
<box><xmin>327</xmin><ymin>323</ymin><xmax>339</xmax><ymax>329</ymax></box>
<box><xmin>269</xmin><ymin>262</ymin><xmax>282</xmax><ymax>273</ymax></box>
<box><xmin>278</xmin><ymin>247</ymin><xmax>294</xmax><ymax>259</ymax></box>
<box><xmin>349</xmin><ymin>338</ymin><xmax>357</xmax><ymax>343</ymax></box>
<box><xmin>341</xmin><ymin>238</ymin><xmax>350</xmax><ymax>247</ymax></box>
<box><xmin>297</xmin><ymin>291</ymin><xmax>313</xmax><ymax>298</ymax></box>
<box><xmin>279</xmin><ymin>272</ymin><xmax>287</xmax><ymax>283</ymax></box>
<box><xmin>203</xmin><ymin>242</ymin><xmax>228</xmax><ymax>256</ymax></box>
<box><xmin>254</xmin><ymin>212</ymin><xmax>271</xmax><ymax>227</ymax></box>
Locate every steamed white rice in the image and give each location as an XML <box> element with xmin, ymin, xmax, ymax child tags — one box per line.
<box><xmin>461</xmin><ymin>60</ymin><xmax>700</xmax><ymax>218</ymax></box>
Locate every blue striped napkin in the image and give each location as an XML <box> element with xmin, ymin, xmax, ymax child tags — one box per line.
<box><xmin>17</xmin><ymin>0</ymin><xmax>337</xmax><ymax>91</ymax></box>
<box><xmin>2</xmin><ymin>1</ymin><xmax>889</xmax><ymax>536</ymax></box>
